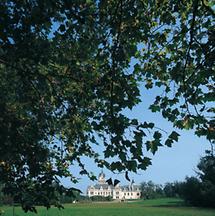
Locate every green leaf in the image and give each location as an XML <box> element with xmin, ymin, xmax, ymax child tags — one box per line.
<box><xmin>127</xmin><ymin>160</ymin><xmax>137</xmax><ymax>172</ymax></box>
<box><xmin>149</xmin><ymin>104</ymin><xmax>161</xmax><ymax>112</ymax></box>
<box><xmin>114</xmin><ymin>179</ymin><xmax>120</xmax><ymax>186</ymax></box>
<box><xmin>169</xmin><ymin>131</ymin><xmax>180</xmax><ymax>142</ymax></box>
<box><xmin>153</xmin><ymin>131</ymin><xmax>162</xmax><ymax>140</ymax></box>
<box><xmin>148</xmin><ymin>123</ymin><xmax>155</xmax><ymax>129</ymax></box>
<box><xmin>59</xmin><ymin>24</ymin><xmax>66</xmax><ymax>32</ymax></box>
<box><xmin>110</xmin><ymin>162</ymin><xmax>124</xmax><ymax>171</ymax></box>
<box><xmin>165</xmin><ymin>138</ymin><xmax>174</xmax><ymax>147</ymax></box>
<box><xmin>151</xmin><ymin>141</ymin><xmax>158</xmax><ymax>155</ymax></box>
<box><xmin>131</xmin><ymin>119</ymin><xmax>138</xmax><ymax>125</ymax></box>
<box><xmin>138</xmin><ymin>157</ymin><xmax>152</xmax><ymax>170</ymax></box>
<box><xmin>141</xmin><ymin>122</ymin><xmax>155</xmax><ymax>129</ymax></box>
<box><xmin>106</xmin><ymin>178</ymin><xmax>113</xmax><ymax>185</ymax></box>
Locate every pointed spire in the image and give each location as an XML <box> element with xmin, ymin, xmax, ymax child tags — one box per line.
<box><xmin>98</xmin><ymin>171</ymin><xmax>106</xmax><ymax>184</ymax></box>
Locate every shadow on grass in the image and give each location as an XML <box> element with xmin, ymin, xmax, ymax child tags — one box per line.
<box><xmin>151</xmin><ymin>200</ymin><xmax>185</xmax><ymax>208</ymax></box>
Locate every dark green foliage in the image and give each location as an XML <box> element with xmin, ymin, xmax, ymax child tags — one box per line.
<box><xmin>163</xmin><ymin>181</ymin><xmax>184</xmax><ymax>198</ymax></box>
<box><xmin>60</xmin><ymin>190</ymin><xmax>83</xmax><ymax>204</ymax></box>
<box><xmin>140</xmin><ymin>181</ymin><xmax>164</xmax><ymax>199</ymax></box>
<box><xmin>197</xmin><ymin>151</ymin><xmax>215</xmax><ymax>184</ymax></box>
<box><xmin>105</xmin><ymin>178</ymin><xmax>120</xmax><ymax>186</ymax></box>
<box><xmin>90</xmin><ymin>196</ymin><xmax>113</xmax><ymax>202</ymax></box>
<box><xmin>181</xmin><ymin>177</ymin><xmax>202</xmax><ymax>206</ymax></box>
<box><xmin>181</xmin><ymin>151</ymin><xmax>215</xmax><ymax>208</ymax></box>
<box><xmin>0</xmin><ymin>0</ymin><xmax>214</xmax><ymax>213</ymax></box>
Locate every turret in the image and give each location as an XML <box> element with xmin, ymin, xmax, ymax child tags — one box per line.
<box><xmin>98</xmin><ymin>171</ymin><xmax>106</xmax><ymax>184</ymax></box>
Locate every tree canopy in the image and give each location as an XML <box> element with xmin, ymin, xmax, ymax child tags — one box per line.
<box><xmin>0</xmin><ymin>0</ymin><xmax>214</xmax><ymax>212</ymax></box>
<box><xmin>181</xmin><ymin>150</ymin><xmax>215</xmax><ymax>208</ymax></box>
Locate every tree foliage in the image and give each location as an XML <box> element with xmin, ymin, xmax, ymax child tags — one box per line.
<box><xmin>181</xmin><ymin>151</ymin><xmax>215</xmax><ymax>208</ymax></box>
<box><xmin>0</xmin><ymin>0</ymin><xmax>214</xmax><ymax>212</ymax></box>
<box><xmin>140</xmin><ymin>0</ymin><xmax>215</xmax><ymax>142</ymax></box>
<box><xmin>140</xmin><ymin>181</ymin><xmax>163</xmax><ymax>199</ymax></box>
<box><xmin>163</xmin><ymin>181</ymin><xmax>184</xmax><ymax>198</ymax></box>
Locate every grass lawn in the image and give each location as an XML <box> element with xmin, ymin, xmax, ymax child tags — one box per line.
<box><xmin>1</xmin><ymin>198</ymin><xmax>215</xmax><ymax>216</ymax></box>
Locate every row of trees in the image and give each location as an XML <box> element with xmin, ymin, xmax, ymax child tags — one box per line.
<box><xmin>140</xmin><ymin>181</ymin><xmax>182</xmax><ymax>200</ymax></box>
<box><xmin>140</xmin><ymin>151</ymin><xmax>215</xmax><ymax>208</ymax></box>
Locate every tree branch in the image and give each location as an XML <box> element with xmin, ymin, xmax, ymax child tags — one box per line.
<box><xmin>183</xmin><ymin>0</ymin><xmax>199</xmax><ymax>86</ymax></box>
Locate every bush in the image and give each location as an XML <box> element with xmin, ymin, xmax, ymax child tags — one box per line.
<box><xmin>90</xmin><ymin>196</ymin><xmax>112</xmax><ymax>202</ymax></box>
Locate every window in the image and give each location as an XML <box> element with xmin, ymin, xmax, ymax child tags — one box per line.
<box><xmin>127</xmin><ymin>193</ymin><xmax>129</xmax><ymax>195</ymax></box>
<box><xmin>124</xmin><ymin>193</ymin><xmax>126</xmax><ymax>195</ymax></box>
<box><xmin>98</xmin><ymin>192</ymin><xmax>100</xmax><ymax>195</ymax></box>
<box><xmin>131</xmin><ymin>193</ymin><xmax>133</xmax><ymax>196</ymax></box>
<box><xmin>90</xmin><ymin>192</ymin><xmax>94</xmax><ymax>195</ymax></box>
<box><xmin>137</xmin><ymin>193</ymin><xmax>139</xmax><ymax>196</ymax></box>
<box><xmin>116</xmin><ymin>191</ymin><xmax>119</xmax><ymax>195</ymax></box>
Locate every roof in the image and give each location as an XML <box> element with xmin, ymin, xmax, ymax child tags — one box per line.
<box><xmin>87</xmin><ymin>172</ymin><xmax>140</xmax><ymax>192</ymax></box>
<box><xmin>93</xmin><ymin>184</ymin><xmax>114</xmax><ymax>190</ymax></box>
<box><xmin>87</xmin><ymin>184</ymin><xmax>140</xmax><ymax>191</ymax></box>
<box><xmin>121</xmin><ymin>185</ymin><xmax>140</xmax><ymax>191</ymax></box>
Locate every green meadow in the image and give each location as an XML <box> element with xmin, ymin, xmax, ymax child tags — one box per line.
<box><xmin>1</xmin><ymin>198</ymin><xmax>215</xmax><ymax>216</ymax></box>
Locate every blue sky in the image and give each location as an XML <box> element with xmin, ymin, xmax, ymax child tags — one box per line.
<box><xmin>62</xmin><ymin>85</ymin><xmax>210</xmax><ymax>194</ymax></box>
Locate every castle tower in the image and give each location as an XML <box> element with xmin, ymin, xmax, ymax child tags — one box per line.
<box><xmin>98</xmin><ymin>171</ymin><xmax>106</xmax><ymax>184</ymax></box>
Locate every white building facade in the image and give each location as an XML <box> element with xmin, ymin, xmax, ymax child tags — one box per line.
<box><xmin>87</xmin><ymin>172</ymin><xmax>141</xmax><ymax>200</ymax></box>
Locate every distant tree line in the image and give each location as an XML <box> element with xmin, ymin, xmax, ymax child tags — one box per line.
<box><xmin>140</xmin><ymin>150</ymin><xmax>215</xmax><ymax>208</ymax></box>
<box><xmin>140</xmin><ymin>181</ymin><xmax>164</xmax><ymax>199</ymax></box>
<box><xmin>140</xmin><ymin>180</ymin><xmax>183</xmax><ymax>200</ymax></box>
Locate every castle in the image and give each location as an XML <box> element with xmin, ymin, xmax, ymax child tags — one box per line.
<box><xmin>87</xmin><ymin>172</ymin><xmax>141</xmax><ymax>200</ymax></box>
